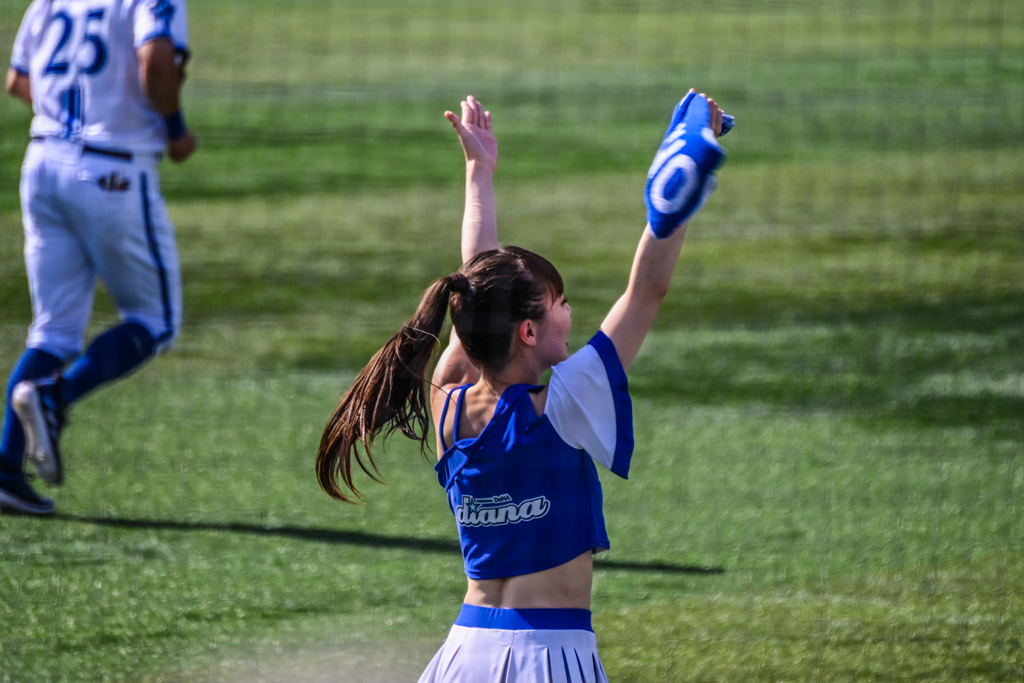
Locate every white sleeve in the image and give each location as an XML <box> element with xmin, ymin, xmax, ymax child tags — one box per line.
<box><xmin>10</xmin><ymin>0</ymin><xmax>47</xmax><ymax>74</ymax></box>
<box><xmin>546</xmin><ymin>330</ymin><xmax>634</xmax><ymax>479</ymax></box>
<box><xmin>134</xmin><ymin>0</ymin><xmax>189</xmax><ymax>51</ymax></box>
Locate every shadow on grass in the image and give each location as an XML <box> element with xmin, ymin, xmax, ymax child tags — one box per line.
<box><xmin>55</xmin><ymin>513</ymin><xmax>724</xmax><ymax>575</ymax></box>
<box><xmin>633</xmin><ymin>291</ymin><xmax>1024</xmax><ymax>439</ymax></box>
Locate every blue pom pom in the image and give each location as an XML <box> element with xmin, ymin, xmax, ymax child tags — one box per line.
<box><xmin>644</xmin><ymin>93</ymin><xmax>728</xmax><ymax>238</ymax></box>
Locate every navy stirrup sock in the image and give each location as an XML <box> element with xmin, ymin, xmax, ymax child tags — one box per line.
<box><xmin>59</xmin><ymin>322</ymin><xmax>156</xmax><ymax>405</ymax></box>
<box><xmin>1</xmin><ymin>348</ymin><xmax>64</xmax><ymax>474</ymax></box>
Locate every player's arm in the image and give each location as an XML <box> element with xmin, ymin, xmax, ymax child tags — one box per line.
<box><xmin>5</xmin><ymin>69</ymin><xmax>31</xmax><ymax>106</ymax></box>
<box><xmin>600</xmin><ymin>94</ymin><xmax>725</xmax><ymax>372</ymax></box>
<box><xmin>138</xmin><ymin>37</ymin><xmax>196</xmax><ymax>163</ymax></box>
<box><xmin>8</xmin><ymin>0</ymin><xmax>43</xmax><ymax>108</ymax></box>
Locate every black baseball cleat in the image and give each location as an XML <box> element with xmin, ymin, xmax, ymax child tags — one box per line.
<box><xmin>0</xmin><ymin>473</ymin><xmax>55</xmax><ymax>515</ymax></box>
<box><xmin>11</xmin><ymin>378</ymin><xmax>66</xmax><ymax>486</ymax></box>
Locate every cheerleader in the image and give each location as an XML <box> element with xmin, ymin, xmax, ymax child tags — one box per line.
<box><xmin>318</xmin><ymin>91</ymin><xmax>729</xmax><ymax>682</ymax></box>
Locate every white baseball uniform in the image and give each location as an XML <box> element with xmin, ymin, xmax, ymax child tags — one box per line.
<box><xmin>10</xmin><ymin>0</ymin><xmax>188</xmax><ymax>359</ymax></box>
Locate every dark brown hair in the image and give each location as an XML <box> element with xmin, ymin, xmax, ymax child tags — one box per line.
<box><xmin>316</xmin><ymin>246</ymin><xmax>563</xmax><ymax>502</ymax></box>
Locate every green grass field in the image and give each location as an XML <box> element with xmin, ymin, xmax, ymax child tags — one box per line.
<box><xmin>1</xmin><ymin>0</ymin><xmax>1022</xmax><ymax>681</ymax></box>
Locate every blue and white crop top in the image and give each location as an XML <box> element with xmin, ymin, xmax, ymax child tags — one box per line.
<box><xmin>434</xmin><ymin>330</ymin><xmax>634</xmax><ymax>580</ymax></box>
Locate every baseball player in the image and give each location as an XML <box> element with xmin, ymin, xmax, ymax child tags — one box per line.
<box><xmin>315</xmin><ymin>93</ymin><xmax>730</xmax><ymax>682</ymax></box>
<box><xmin>0</xmin><ymin>0</ymin><xmax>196</xmax><ymax>515</ymax></box>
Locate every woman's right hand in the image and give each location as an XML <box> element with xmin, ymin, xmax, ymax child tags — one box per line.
<box><xmin>446</xmin><ymin>95</ymin><xmax>498</xmax><ymax>175</ymax></box>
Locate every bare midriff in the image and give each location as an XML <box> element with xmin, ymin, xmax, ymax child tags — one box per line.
<box><xmin>462</xmin><ymin>550</ymin><xmax>594</xmax><ymax>610</ymax></box>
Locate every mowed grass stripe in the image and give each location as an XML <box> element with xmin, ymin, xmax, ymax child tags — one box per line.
<box><xmin>0</xmin><ymin>375</ymin><xmax>1019</xmax><ymax>680</ymax></box>
<box><xmin>0</xmin><ymin>0</ymin><xmax>1021</xmax><ymax>680</ymax></box>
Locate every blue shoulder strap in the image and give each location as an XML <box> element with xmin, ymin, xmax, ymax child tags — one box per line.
<box><xmin>438</xmin><ymin>384</ymin><xmax>472</xmax><ymax>452</ymax></box>
<box><xmin>436</xmin><ymin>383</ymin><xmax>540</xmax><ymax>491</ymax></box>
<box><xmin>453</xmin><ymin>385</ymin><xmax>470</xmax><ymax>443</ymax></box>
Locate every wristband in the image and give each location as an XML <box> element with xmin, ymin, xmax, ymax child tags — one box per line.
<box><xmin>164</xmin><ymin>111</ymin><xmax>187</xmax><ymax>142</ymax></box>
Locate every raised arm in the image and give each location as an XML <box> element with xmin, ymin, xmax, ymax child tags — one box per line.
<box><xmin>431</xmin><ymin>97</ymin><xmax>500</xmax><ymax>400</ymax></box>
<box><xmin>445</xmin><ymin>95</ymin><xmax>499</xmax><ymax>263</ymax></box>
<box><xmin>601</xmin><ymin>93</ymin><xmax>726</xmax><ymax>371</ymax></box>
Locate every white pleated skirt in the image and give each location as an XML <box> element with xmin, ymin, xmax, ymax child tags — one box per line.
<box><xmin>418</xmin><ymin>605</ymin><xmax>609</xmax><ymax>683</ymax></box>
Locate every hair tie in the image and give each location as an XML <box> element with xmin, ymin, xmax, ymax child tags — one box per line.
<box><xmin>447</xmin><ymin>272</ymin><xmax>471</xmax><ymax>294</ymax></box>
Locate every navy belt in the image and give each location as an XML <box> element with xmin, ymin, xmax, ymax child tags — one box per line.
<box><xmin>31</xmin><ymin>136</ymin><xmax>133</xmax><ymax>161</ymax></box>
<box><xmin>83</xmin><ymin>145</ymin><xmax>133</xmax><ymax>161</ymax></box>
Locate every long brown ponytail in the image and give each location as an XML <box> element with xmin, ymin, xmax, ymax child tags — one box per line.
<box><xmin>317</xmin><ymin>246</ymin><xmax>562</xmax><ymax>503</ymax></box>
<box><xmin>316</xmin><ymin>273</ymin><xmax>467</xmax><ymax>502</ymax></box>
